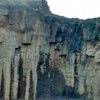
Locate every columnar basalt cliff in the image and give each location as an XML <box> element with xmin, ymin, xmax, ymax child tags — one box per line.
<box><xmin>0</xmin><ymin>0</ymin><xmax>100</xmax><ymax>100</ymax></box>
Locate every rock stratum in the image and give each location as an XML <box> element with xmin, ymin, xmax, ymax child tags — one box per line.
<box><xmin>0</xmin><ymin>0</ymin><xmax>100</xmax><ymax>100</ymax></box>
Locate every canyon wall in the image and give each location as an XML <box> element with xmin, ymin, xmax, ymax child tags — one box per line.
<box><xmin>0</xmin><ymin>0</ymin><xmax>100</xmax><ymax>100</ymax></box>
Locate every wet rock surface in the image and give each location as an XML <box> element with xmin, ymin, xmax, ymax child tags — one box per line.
<box><xmin>0</xmin><ymin>0</ymin><xmax>100</xmax><ymax>100</ymax></box>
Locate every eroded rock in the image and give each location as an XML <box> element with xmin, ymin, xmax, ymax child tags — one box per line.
<box><xmin>0</xmin><ymin>0</ymin><xmax>100</xmax><ymax>100</ymax></box>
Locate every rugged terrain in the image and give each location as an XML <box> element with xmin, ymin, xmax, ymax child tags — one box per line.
<box><xmin>0</xmin><ymin>0</ymin><xmax>100</xmax><ymax>100</ymax></box>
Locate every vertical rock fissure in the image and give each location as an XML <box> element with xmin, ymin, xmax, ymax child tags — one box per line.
<box><xmin>74</xmin><ymin>53</ymin><xmax>79</xmax><ymax>95</ymax></box>
<box><xmin>9</xmin><ymin>57</ymin><xmax>14</xmax><ymax>100</ymax></box>
<box><xmin>17</xmin><ymin>47</ymin><xmax>25</xmax><ymax>99</ymax></box>
<box><xmin>71</xmin><ymin>21</ymin><xmax>80</xmax><ymax>96</ymax></box>
<box><xmin>29</xmin><ymin>70</ymin><xmax>34</xmax><ymax>99</ymax></box>
<box><xmin>0</xmin><ymin>70</ymin><xmax>4</xmax><ymax>99</ymax></box>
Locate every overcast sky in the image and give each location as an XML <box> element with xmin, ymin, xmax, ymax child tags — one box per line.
<box><xmin>47</xmin><ymin>0</ymin><xmax>100</xmax><ymax>19</ymax></box>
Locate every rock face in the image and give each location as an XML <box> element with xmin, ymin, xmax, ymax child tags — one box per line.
<box><xmin>0</xmin><ymin>0</ymin><xmax>100</xmax><ymax>100</ymax></box>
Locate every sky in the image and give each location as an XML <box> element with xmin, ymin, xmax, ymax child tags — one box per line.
<box><xmin>47</xmin><ymin>0</ymin><xmax>100</xmax><ymax>19</ymax></box>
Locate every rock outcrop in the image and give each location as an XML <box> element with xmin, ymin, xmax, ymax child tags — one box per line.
<box><xmin>0</xmin><ymin>0</ymin><xmax>100</xmax><ymax>100</ymax></box>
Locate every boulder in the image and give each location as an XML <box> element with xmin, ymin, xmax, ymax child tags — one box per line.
<box><xmin>86</xmin><ymin>49</ymin><xmax>95</xmax><ymax>57</ymax></box>
<box><xmin>95</xmin><ymin>51</ymin><xmax>100</xmax><ymax>62</ymax></box>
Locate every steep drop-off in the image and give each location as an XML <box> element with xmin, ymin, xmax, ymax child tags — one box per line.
<box><xmin>0</xmin><ymin>0</ymin><xmax>100</xmax><ymax>100</ymax></box>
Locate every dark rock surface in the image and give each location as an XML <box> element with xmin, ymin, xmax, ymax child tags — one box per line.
<box><xmin>0</xmin><ymin>0</ymin><xmax>100</xmax><ymax>100</ymax></box>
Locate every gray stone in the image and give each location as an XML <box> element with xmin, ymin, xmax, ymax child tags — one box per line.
<box><xmin>0</xmin><ymin>0</ymin><xmax>100</xmax><ymax>100</ymax></box>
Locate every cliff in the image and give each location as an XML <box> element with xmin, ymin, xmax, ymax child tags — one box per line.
<box><xmin>0</xmin><ymin>0</ymin><xmax>100</xmax><ymax>100</ymax></box>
